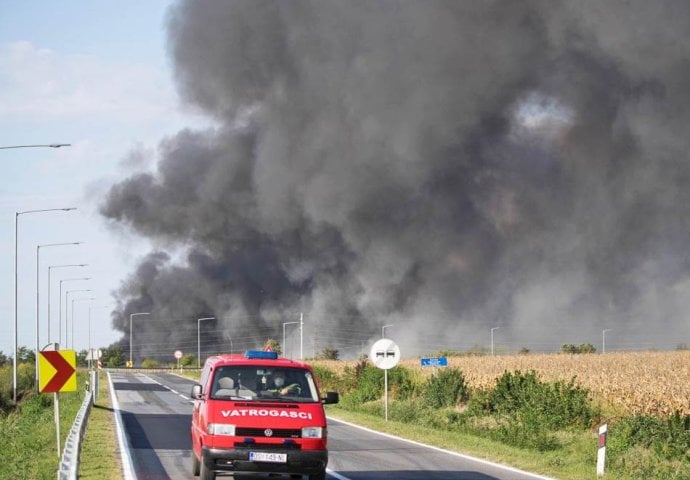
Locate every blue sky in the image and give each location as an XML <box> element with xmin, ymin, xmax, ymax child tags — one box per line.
<box><xmin>0</xmin><ymin>0</ymin><xmax>206</xmax><ymax>356</ymax></box>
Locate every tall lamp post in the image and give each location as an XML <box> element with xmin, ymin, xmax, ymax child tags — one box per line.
<box><xmin>58</xmin><ymin>278</ymin><xmax>90</xmax><ymax>346</ymax></box>
<box><xmin>602</xmin><ymin>329</ymin><xmax>612</xmax><ymax>354</ymax></box>
<box><xmin>48</xmin><ymin>264</ymin><xmax>88</xmax><ymax>343</ymax></box>
<box><xmin>35</xmin><ymin>243</ymin><xmax>82</xmax><ymax>387</ymax></box>
<box><xmin>130</xmin><ymin>312</ymin><xmax>151</xmax><ymax>366</ymax></box>
<box><xmin>283</xmin><ymin>321</ymin><xmax>298</xmax><ymax>359</ymax></box>
<box><xmin>197</xmin><ymin>317</ymin><xmax>215</xmax><ymax>368</ymax></box>
<box><xmin>491</xmin><ymin>327</ymin><xmax>500</xmax><ymax>356</ymax></box>
<box><xmin>3</xmin><ymin>143</ymin><xmax>72</xmax><ymax>402</ymax></box>
<box><xmin>13</xmin><ymin>207</ymin><xmax>76</xmax><ymax>402</ymax></box>
<box><xmin>65</xmin><ymin>289</ymin><xmax>92</xmax><ymax>348</ymax></box>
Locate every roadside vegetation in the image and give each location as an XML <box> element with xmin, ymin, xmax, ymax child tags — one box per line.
<box><xmin>312</xmin><ymin>352</ymin><xmax>690</xmax><ymax>480</ymax></box>
<box><xmin>0</xmin><ymin>363</ymin><xmax>91</xmax><ymax>479</ymax></box>
<box><xmin>79</xmin><ymin>371</ymin><xmax>121</xmax><ymax>479</ymax></box>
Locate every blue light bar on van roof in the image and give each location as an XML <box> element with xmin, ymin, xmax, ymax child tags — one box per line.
<box><xmin>245</xmin><ymin>350</ymin><xmax>278</xmax><ymax>360</ymax></box>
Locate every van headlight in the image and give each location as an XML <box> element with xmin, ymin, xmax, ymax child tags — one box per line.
<box><xmin>301</xmin><ymin>426</ymin><xmax>324</xmax><ymax>439</ymax></box>
<box><xmin>208</xmin><ymin>423</ymin><xmax>236</xmax><ymax>436</ymax></box>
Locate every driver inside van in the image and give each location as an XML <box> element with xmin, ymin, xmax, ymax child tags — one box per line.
<box><xmin>270</xmin><ymin>370</ymin><xmax>301</xmax><ymax>395</ymax></box>
<box><xmin>214</xmin><ymin>376</ymin><xmax>235</xmax><ymax>396</ymax></box>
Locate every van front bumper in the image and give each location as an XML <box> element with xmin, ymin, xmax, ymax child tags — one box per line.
<box><xmin>201</xmin><ymin>446</ymin><xmax>327</xmax><ymax>475</ymax></box>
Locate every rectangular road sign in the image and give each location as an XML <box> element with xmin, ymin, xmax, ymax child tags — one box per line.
<box><xmin>420</xmin><ymin>357</ymin><xmax>448</xmax><ymax>367</ymax></box>
<box><xmin>39</xmin><ymin>350</ymin><xmax>77</xmax><ymax>393</ymax></box>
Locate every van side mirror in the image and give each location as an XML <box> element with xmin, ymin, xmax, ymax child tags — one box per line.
<box><xmin>191</xmin><ymin>384</ymin><xmax>203</xmax><ymax>400</ymax></box>
<box><xmin>322</xmin><ymin>391</ymin><xmax>339</xmax><ymax>405</ymax></box>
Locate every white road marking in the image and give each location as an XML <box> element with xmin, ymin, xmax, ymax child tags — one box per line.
<box><xmin>327</xmin><ymin>469</ymin><xmax>353</xmax><ymax>480</ymax></box>
<box><xmin>109</xmin><ymin>372</ymin><xmax>138</xmax><ymax>480</ymax></box>
<box><xmin>147</xmin><ymin>374</ymin><xmax>194</xmax><ymax>403</ymax></box>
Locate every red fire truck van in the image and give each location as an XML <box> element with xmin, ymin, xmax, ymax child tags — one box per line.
<box><xmin>190</xmin><ymin>350</ymin><xmax>339</xmax><ymax>480</ymax></box>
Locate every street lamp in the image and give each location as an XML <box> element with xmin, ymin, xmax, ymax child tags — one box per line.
<box><xmin>65</xmin><ymin>289</ymin><xmax>92</xmax><ymax>348</ymax></box>
<box><xmin>12</xmin><ymin>207</ymin><xmax>76</xmax><ymax>402</ymax></box>
<box><xmin>130</xmin><ymin>313</ymin><xmax>151</xmax><ymax>366</ymax></box>
<box><xmin>602</xmin><ymin>329</ymin><xmax>613</xmax><ymax>354</ymax></box>
<box><xmin>382</xmin><ymin>324</ymin><xmax>393</xmax><ymax>339</ymax></box>
<box><xmin>0</xmin><ymin>143</ymin><xmax>70</xmax><ymax>149</ymax></box>
<box><xmin>35</xmin><ymin>242</ymin><xmax>82</xmax><ymax>387</ymax></box>
<box><xmin>58</xmin><ymin>278</ymin><xmax>90</xmax><ymax>346</ymax></box>
<box><xmin>3</xmin><ymin>143</ymin><xmax>72</xmax><ymax>402</ymax></box>
<box><xmin>71</xmin><ymin>297</ymin><xmax>95</xmax><ymax>351</ymax></box>
<box><xmin>299</xmin><ymin>312</ymin><xmax>304</xmax><ymax>360</ymax></box>
<box><xmin>283</xmin><ymin>321</ymin><xmax>298</xmax><ymax>359</ymax></box>
<box><xmin>491</xmin><ymin>327</ymin><xmax>500</xmax><ymax>356</ymax></box>
<box><xmin>197</xmin><ymin>317</ymin><xmax>215</xmax><ymax>368</ymax></box>
<box><xmin>48</xmin><ymin>264</ymin><xmax>88</xmax><ymax>343</ymax></box>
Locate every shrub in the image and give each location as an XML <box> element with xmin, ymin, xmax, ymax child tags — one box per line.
<box><xmin>311</xmin><ymin>365</ymin><xmax>339</xmax><ymax>393</ymax></box>
<box><xmin>341</xmin><ymin>364</ymin><xmax>384</xmax><ymax>407</ymax></box>
<box><xmin>423</xmin><ymin>368</ymin><xmax>469</xmax><ymax>408</ymax></box>
<box><xmin>388</xmin><ymin>400</ymin><xmax>426</xmax><ymax>423</ymax></box>
<box><xmin>609</xmin><ymin>411</ymin><xmax>690</xmax><ymax>461</ymax></box>
<box><xmin>387</xmin><ymin>366</ymin><xmax>417</xmax><ymax>401</ymax></box>
<box><xmin>493</xmin><ymin>407</ymin><xmax>561</xmax><ymax>451</ymax></box>
<box><xmin>341</xmin><ymin>358</ymin><xmax>369</xmax><ymax>393</ymax></box>
<box><xmin>486</xmin><ymin>370</ymin><xmax>595</xmax><ymax>429</ymax></box>
<box><xmin>17</xmin><ymin>363</ymin><xmax>35</xmax><ymax>400</ymax></box>
<box><xmin>315</xmin><ymin>347</ymin><xmax>339</xmax><ymax>360</ymax></box>
<box><xmin>180</xmin><ymin>353</ymin><xmax>196</xmax><ymax>367</ymax></box>
<box><xmin>141</xmin><ymin>359</ymin><xmax>159</xmax><ymax>368</ymax></box>
<box><xmin>560</xmin><ymin>343</ymin><xmax>596</xmax><ymax>354</ymax></box>
<box><xmin>340</xmin><ymin>364</ymin><xmax>416</xmax><ymax>408</ymax></box>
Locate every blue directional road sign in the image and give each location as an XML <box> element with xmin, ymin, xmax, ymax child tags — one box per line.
<box><xmin>420</xmin><ymin>357</ymin><xmax>448</xmax><ymax>367</ymax></box>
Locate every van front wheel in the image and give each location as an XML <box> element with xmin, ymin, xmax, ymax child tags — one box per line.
<box><xmin>199</xmin><ymin>455</ymin><xmax>215</xmax><ymax>480</ymax></box>
<box><xmin>309</xmin><ymin>470</ymin><xmax>326</xmax><ymax>480</ymax></box>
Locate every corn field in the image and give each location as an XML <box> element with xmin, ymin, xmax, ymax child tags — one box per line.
<box><xmin>312</xmin><ymin>350</ymin><xmax>690</xmax><ymax>416</ymax></box>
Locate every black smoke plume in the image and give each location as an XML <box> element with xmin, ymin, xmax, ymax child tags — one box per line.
<box><xmin>101</xmin><ymin>0</ymin><xmax>690</xmax><ymax>359</ymax></box>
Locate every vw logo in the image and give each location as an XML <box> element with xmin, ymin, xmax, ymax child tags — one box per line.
<box><xmin>264</xmin><ymin>428</ymin><xmax>273</xmax><ymax>437</ymax></box>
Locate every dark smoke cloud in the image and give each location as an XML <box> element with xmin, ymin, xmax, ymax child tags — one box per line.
<box><xmin>101</xmin><ymin>0</ymin><xmax>690</xmax><ymax>358</ymax></box>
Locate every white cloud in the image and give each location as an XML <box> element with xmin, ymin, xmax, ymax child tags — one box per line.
<box><xmin>0</xmin><ymin>41</ymin><xmax>179</xmax><ymax>122</ymax></box>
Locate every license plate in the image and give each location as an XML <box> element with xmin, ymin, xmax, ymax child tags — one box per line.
<box><xmin>249</xmin><ymin>452</ymin><xmax>287</xmax><ymax>463</ymax></box>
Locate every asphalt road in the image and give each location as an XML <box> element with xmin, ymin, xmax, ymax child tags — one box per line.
<box><xmin>109</xmin><ymin>371</ymin><xmax>552</xmax><ymax>480</ymax></box>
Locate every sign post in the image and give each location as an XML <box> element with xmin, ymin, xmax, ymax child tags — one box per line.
<box><xmin>369</xmin><ymin>338</ymin><xmax>400</xmax><ymax>421</ymax></box>
<box><xmin>39</xmin><ymin>347</ymin><xmax>76</xmax><ymax>457</ymax></box>
<box><xmin>174</xmin><ymin>350</ymin><xmax>183</xmax><ymax>371</ymax></box>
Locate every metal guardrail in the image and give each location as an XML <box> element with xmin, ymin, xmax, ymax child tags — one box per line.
<box><xmin>57</xmin><ymin>370</ymin><xmax>97</xmax><ymax>480</ymax></box>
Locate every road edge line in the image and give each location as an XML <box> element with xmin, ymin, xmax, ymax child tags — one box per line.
<box><xmin>108</xmin><ymin>371</ymin><xmax>138</xmax><ymax>480</ymax></box>
<box><xmin>327</xmin><ymin>416</ymin><xmax>555</xmax><ymax>480</ymax></box>
<box><xmin>326</xmin><ymin>468</ymin><xmax>353</xmax><ymax>480</ymax></box>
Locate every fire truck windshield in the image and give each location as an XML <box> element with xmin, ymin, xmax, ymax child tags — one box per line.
<box><xmin>210</xmin><ymin>365</ymin><xmax>319</xmax><ymax>402</ymax></box>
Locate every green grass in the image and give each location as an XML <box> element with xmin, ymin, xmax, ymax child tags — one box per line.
<box><xmin>0</xmin><ymin>368</ymin><xmax>90</xmax><ymax>479</ymax></box>
<box><xmin>79</xmin><ymin>371</ymin><xmax>121</xmax><ymax>479</ymax></box>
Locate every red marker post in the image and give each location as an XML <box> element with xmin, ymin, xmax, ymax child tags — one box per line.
<box><xmin>597</xmin><ymin>424</ymin><xmax>607</xmax><ymax>476</ymax></box>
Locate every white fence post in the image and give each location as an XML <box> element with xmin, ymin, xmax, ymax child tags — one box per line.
<box><xmin>596</xmin><ymin>424</ymin><xmax>607</xmax><ymax>476</ymax></box>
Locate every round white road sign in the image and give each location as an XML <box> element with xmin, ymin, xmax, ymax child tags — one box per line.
<box><xmin>174</xmin><ymin>350</ymin><xmax>183</xmax><ymax>359</ymax></box>
<box><xmin>370</xmin><ymin>338</ymin><xmax>400</xmax><ymax>370</ymax></box>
